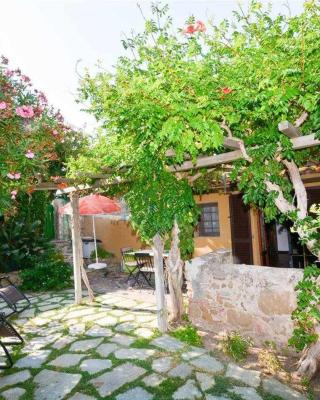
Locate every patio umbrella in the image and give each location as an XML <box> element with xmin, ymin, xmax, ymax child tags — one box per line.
<box><xmin>60</xmin><ymin>194</ymin><xmax>121</xmax><ymax>269</ymax></box>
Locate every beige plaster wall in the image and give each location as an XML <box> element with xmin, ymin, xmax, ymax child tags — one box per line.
<box><xmin>81</xmin><ymin>216</ymin><xmax>144</xmax><ymax>261</ymax></box>
<box><xmin>193</xmin><ymin>193</ymin><xmax>232</xmax><ymax>257</ymax></box>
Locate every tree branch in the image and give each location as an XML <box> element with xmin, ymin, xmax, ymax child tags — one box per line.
<box><xmin>264</xmin><ymin>180</ymin><xmax>296</xmax><ymax>215</ymax></box>
<box><xmin>282</xmin><ymin>159</ymin><xmax>308</xmax><ymax>219</ymax></box>
<box><xmin>294</xmin><ymin>111</ymin><xmax>308</xmax><ymax>128</ymax></box>
<box><xmin>220</xmin><ymin>120</ymin><xmax>253</xmax><ymax>162</ymax></box>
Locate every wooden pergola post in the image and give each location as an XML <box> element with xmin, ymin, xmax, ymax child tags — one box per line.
<box><xmin>70</xmin><ymin>192</ymin><xmax>82</xmax><ymax>304</ymax></box>
<box><xmin>152</xmin><ymin>233</ymin><xmax>168</xmax><ymax>332</ymax></box>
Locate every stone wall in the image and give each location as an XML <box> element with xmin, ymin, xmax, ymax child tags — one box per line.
<box><xmin>185</xmin><ymin>252</ymin><xmax>303</xmax><ymax>347</ymax></box>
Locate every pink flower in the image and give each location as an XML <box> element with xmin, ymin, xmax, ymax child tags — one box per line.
<box><xmin>195</xmin><ymin>21</ymin><xmax>206</xmax><ymax>32</ymax></box>
<box><xmin>16</xmin><ymin>105</ymin><xmax>34</xmax><ymax>118</ymax></box>
<box><xmin>183</xmin><ymin>24</ymin><xmax>197</xmax><ymax>35</ymax></box>
<box><xmin>7</xmin><ymin>172</ymin><xmax>21</xmax><ymax>180</ymax></box>
<box><xmin>5</xmin><ymin>69</ymin><xmax>14</xmax><ymax>77</ymax></box>
<box><xmin>52</xmin><ymin>129</ymin><xmax>59</xmax><ymax>136</ymax></box>
<box><xmin>25</xmin><ymin>150</ymin><xmax>35</xmax><ymax>159</ymax></box>
<box><xmin>0</xmin><ymin>101</ymin><xmax>7</xmax><ymax>110</ymax></box>
<box><xmin>221</xmin><ymin>87</ymin><xmax>233</xmax><ymax>95</ymax></box>
<box><xmin>1</xmin><ymin>56</ymin><xmax>9</xmax><ymax>65</ymax></box>
<box><xmin>11</xmin><ymin>190</ymin><xmax>17</xmax><ymax>200</ymax></box>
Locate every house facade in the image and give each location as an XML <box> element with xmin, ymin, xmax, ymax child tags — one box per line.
<box><xmin>80</xmin><ymin>172</ymin><xmax>320</xmax><ymax>268</ymax></box>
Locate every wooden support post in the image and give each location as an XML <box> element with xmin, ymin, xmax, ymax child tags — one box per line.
<box><xmin>70</xmin><ymin>192</ymin><xmax>82</xmax><ymax>304</ymax></box>
<box><xmin>152</xmin><ymin>234</ymin><xmax>168</xmax><ymax>332</ymax></box>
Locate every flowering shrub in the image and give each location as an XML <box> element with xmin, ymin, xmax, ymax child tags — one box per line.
<box><xmin>0</xmin><ymin>56</ymin><xmax>83</xmax><ymax>215</ymax></box>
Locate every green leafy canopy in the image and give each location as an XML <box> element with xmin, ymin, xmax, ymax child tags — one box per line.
<box><xmin>70</xmin><ymin>1</ymin><xmax>320</xmax><ymax>254</ymax></box>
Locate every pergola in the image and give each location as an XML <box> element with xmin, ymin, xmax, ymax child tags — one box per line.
<box><xmin>35</xmin><ymin>120</ymin><xmax>320</xmax><ymax>332</ymax></box>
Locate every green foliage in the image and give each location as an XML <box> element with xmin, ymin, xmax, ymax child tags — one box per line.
<box><xmin>289</xmin><ymin>265</ymin><xmax>320</xmax><ymax>352</ymax></box>
<box><xmin>221</xmin><ymin>331</ymin><xmax>252</xmax><ymax>362</ymax></box>
<box><xmin>0</xmin><ymin>218</ymin><xmax>53</xmax><ymax>272</ymax></box>
<box><xmin>19</xmin><ymin>250</ymin><xmax>72</xmax><ymax>291</ymax></box>
<box><xmin>292</xmin><ymin>204</ymin><xmax>320</xmax><ymax>257</ymax></box>
<box><xmin>170</xmin><ymin>323</ymin><xmax>202</xmax><ymax>346</ymax></box>
<box><xmin>0</xmin><ymin>57</ymin><xmax>85</xmax><ymax>216</ymax></box>
<box><xmin>89</xmin><ymin>246</ymin><xmax>114</xmax><ymax>259</ymax></box>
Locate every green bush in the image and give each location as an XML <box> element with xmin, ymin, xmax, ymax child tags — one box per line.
<box><xmin>221</xmin><ymin>331</ymin><xmax>252</xmax><ymax>362</ymax></box>
<box><xmin>89</xmin><ymin>246</ymin><xmax>114</xmax><ymax>259</ymax></box>
<box><xmin>170</xmin><ymin>324</ymin><xmax>202</xmax><ymax>346</ymax></box>
<box><xmin>19</xmin><ymin>250</ymin><xmax>72</xmax><ymax>291</ymax></box>
<box><xmin>0</xmin><ymin>218</ymin><xmax>53</xmax><ymax>272</ymax></box>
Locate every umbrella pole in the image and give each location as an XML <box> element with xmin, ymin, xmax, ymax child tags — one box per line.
<box><xmin>92</xmin><ymin>216</ymin><xmax>99</xmax><ymax>264</ymax></box>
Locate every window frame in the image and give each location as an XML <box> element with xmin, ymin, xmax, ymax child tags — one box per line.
<box><xmin>198</xmin><ymin>202</ymin><xmax>220</xmax><ymax>237</ymax></box>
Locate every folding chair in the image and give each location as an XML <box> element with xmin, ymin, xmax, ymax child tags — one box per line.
<box><xmin>0</xmin><ymin>312</ymin><xmax>23</xmax><ymax>369</ymax></box>
<box><xmin>0</xmin><ymin>276</ymin><xmax>31</xmax><ymax>317</ymax></box>
<box><xmin>120</xmin><ymin>248</ymin><xmax>139</xmax><ymax>285</ymax></box>
<box><xmin>135</xmin><ymin>253</ymin><xmax>154</xmax><ymax>288</ymax></box>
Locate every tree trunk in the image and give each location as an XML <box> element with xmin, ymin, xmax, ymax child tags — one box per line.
<box><xmin>152</xmin><ymin>233</ymin><xmax>168</xmax><ymax>332</ymax></box>
<box><xmin>297</xmin><ymin>324</ymin><xmax>320</xmax><ymax>378</ymax></box>
<box><xmin>265</xmin><ymin>160</ymin><xmax>320</xmax><ymax>378</ymax></box>
<box><xmin>167</xmin><ymin>220</ymin><xmax>184</xmax><ymax>323</ymax></box>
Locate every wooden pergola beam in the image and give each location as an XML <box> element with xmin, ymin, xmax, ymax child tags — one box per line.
<box><xmin>169</xmin><ymin>133</ymin><xmax>320</xmax><ymax>172</ymax></box>
<box><xmin>278</xmin><ymin>121</ymin><xmax>301</xmax><ymax>138</ymax></box>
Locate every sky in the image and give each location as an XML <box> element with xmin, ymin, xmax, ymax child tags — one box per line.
<box><xmin>0</xmin><ymin>0</ymin><xmax>304</xmax><ymax>133</ymax></box>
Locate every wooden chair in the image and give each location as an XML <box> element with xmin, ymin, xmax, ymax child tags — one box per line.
<box><xmin>135</xmin><ymin>253</ymin><xmax>154</xmax><ymax>288</ymax></box>
<box><xmin>0</xmin><ymin>276</ymin><xmax>31</xmax><ymax>317</ymax></box>
<box><xmin>0</xmin><ymin>312</ymin><xmax>23</xmax><ymax>369</ymax></box>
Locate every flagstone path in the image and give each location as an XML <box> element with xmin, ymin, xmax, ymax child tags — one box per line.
<box><xmin>0</xmin><ymin>290</ymin><xmax>306</xmax><ymax>400</ymax></box>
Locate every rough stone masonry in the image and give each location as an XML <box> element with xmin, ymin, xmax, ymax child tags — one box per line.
<box><xmin>185</xmin><ymin>252</ymin><xmax>303</xmax><ymax>347</ymax></box>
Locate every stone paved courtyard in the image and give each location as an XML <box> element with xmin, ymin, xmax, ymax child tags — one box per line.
<box><xmin>0</xmin><ymin>290</ymin><xmax>306</xmax><ymax>400</ymax></box>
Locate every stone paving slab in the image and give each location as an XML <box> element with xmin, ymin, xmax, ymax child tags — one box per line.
<box><xmin>1</xmin><ymin>387</ymin><xmax>26</xmax><ymax>400</ymax></box>
<box><xmin>226</xmin><ymin>363</ymin><xmax>260</xmax><ymax>387</ymax></box>
<box><xmin>80</xmin><ymin>358</ymin><xmax>112</xmax><ymax>374</ymax></box>
<box><xmin>151</xmin><ymin>335</ymin><xmax>184</xmax><ymax>351</ymax></box>
<box><xmin>142</xmin><ymin>373</ymin><xmax>166</xmax><ymax>387</ymax></box>
<box><xmin>0</xmin><ymin>370</ymin><xmax>31</xmax><ymax>389</ymax></box>
<box><xmin>173</xmin><ymin>379</ymin><xmax>202</xmax><ymax>399</ymax></box>
<box><xmin>110</xmin><ymin>333</ymin><xmax>136</xmax><ymax>346</ymax></box>
<box><xmin>15</xmin><ymin>350</ymin><xmax>51</xmax><ymax>369</ymax></box>
<box><xmin>86</xmin><ymin>325</ymin><xmax>113</xmax><ymax>337</ymax></box>
<box><xmin>96</xmin><ymin>342</ymin><xmax>119</xmax><ymax>357</ymax></box>
<box><xmin>116</xmin><ymin>386</ymin><xmax>153</xmax><ymax>400</ymax></box>
<box><xmin>195</xmin><ymin>372</ymin><xmax>215</xmax><ymax>391</ymax></box>
<box><xmin>33</xmin><ymin>369</ymin><xmax>82</xmax><ymax>400</ymax></box>
<box><xmin>152</xmin><ymin>356</ymin><xmax>174</xmax><ymax>373</ymax></box>
<box><xmin>190</xmin><ymin>354</ymin><xmax>224</xmax><ymax>374</ymax></box>
<box><xmin>263</xmin><ymin>378</ymin><xmax>306</xmax><ymax>400</ymax></box>
<box><xmin>90</xmin><ymin>362</ymin><xmax>146</xmax><ymax>397</ymax></box>
<box><xmin>168</xmin><ymin>362</ymin><xmax>193</xmax><ymax>379</ymax></box>
<box><xmin>69</xmin><ymin>338</ymin><xmax>103</xmax><ymax>352</ymax></box>
<box><xmin>68</xmin><ymin>393</ymin><xmax>96</xmax><ymax>400</ymax></box>
<box><xmin>230</xmin><ymin>386</ymin><xmax>263</xmax><ymax>400</ymax></box>
<box><xmin>114</xmin><ymin>347</ymin><xmax>156</xmax><ymax>360</ymax></box>
<box><xmin>48</xmin><ymin>353</ymin><xmax>85</xmax><ymax>368</ymax></box>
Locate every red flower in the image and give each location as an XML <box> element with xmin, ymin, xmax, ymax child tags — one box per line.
<box><xmin>221</xmin><ymin>87</ymin><xmax>233</xmax><ymax>95</ymax></box>
<box><xmin>183</xmin><ymin>24</ymin><xmax>197</xmax><ymax>35</ymax></box>
<box><xmin>195</xmin><ymin>20</ymin><xmax>206</xmax><ymax>32</ymax></box>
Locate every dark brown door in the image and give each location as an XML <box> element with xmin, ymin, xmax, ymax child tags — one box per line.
<box><xmin>230</xmin><ymin>194</ymin><xmax>253</xmax><ymax>264</ymax></box>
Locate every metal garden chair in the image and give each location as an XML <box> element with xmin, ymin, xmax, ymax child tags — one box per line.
<box><xmin>0</xmin><ymin>312</ymin><xmax>23</xmax><ymax>369</ymax></box>
<box><xmin>121</xmin><ymin>248</ymin><xmax>140</xmax><ymax>285</ymax></box>
<box><xmin>135</xmin><ymin>253</ymin><xmax>155</xmax><ymax>288</ymax></box>
<box><xmin>0</xmin><ymin>276</ymin><xmax>31</xmax><ymax>317</ymax></box>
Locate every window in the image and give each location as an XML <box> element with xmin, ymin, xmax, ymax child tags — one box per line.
<box><xmin>198</xmin><ymin>203</ymin><xmax>220</xmax><ymax>237</ymax></box>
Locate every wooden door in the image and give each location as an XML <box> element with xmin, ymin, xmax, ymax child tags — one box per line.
<box><xmin>230</xmin><ymin>194</ymin><xmax>253</xmax><ymax>264</ymax></box>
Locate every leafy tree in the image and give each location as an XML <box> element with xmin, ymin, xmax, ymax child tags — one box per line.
<box><xmin>71</xmin><ymin>1</ymin><xmax>320</xmax><ymax>365</ymax></box>
<box><xmin>0</xmin><ymin>56</ymin><xmax>85</xmax><ymax>216</ymax></box>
